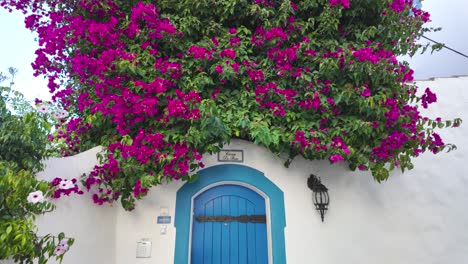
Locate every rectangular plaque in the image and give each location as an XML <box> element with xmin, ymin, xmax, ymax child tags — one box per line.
<box><xmin>157</xmin><ymin>216</ymin><xmax>171</xmax><ymax>224</ymax></box>
<box><xmin>218</xmin><ymin>150</ymin><xmax>244</xmax><ymax>163</ymax></box>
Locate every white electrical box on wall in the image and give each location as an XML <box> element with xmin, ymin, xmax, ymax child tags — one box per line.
<box><xmin>136</xmin><ymin>240</ymin><xmax>152</xmax><ymax>258</ymax></box>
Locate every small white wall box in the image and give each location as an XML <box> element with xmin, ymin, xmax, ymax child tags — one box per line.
<box><xmin>136</xmin><ymin>240</ymin><xmax>152</xmax><ymax>258</ymax></box>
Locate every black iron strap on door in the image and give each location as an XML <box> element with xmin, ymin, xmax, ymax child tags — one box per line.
<box><xmin>195</xmin><ymin>215</ymin><xmax>266</xmax><ymax>223</ymax></box>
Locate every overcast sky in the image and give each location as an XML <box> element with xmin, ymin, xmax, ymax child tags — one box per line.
<box><xmin>0</xmin><ymin>9</ymin><xmax>48</xmax><ymax>100</ymax></box>
<box><xmin>407</xmin><ymin>0</ymin><xmax>468</xmax><ymax>80</ymax></box>
<box><xmin>0</xmin><ymin>0</ymin><xmax>467</xmax><ymax>101</ymax></box>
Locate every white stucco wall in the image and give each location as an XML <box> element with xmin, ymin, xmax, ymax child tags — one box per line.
<box><xmin>6</xmin><ymin>76</ymin><xmax>467</xmax><ymax>264</ymax></box>
<box><xmin>33</xmin><ymin>147</ymin><xmax>117</xmax><ymax>264</ymax></box>
<box><xmin>1</xmin><ymin>147</ymin><xmax>117</xmax><ymax>264</ymax></box>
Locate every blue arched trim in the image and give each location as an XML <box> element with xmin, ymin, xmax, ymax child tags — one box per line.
<box><xmin>174</xmin><ymin>164</ymin><xmax>286</xmax><ymax>264</ymax></box>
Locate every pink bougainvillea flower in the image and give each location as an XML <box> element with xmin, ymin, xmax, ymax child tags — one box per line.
<box><xmin>329</xmin><ymin>154</ymin><xmax>344</xmax><ymax>163</ymax></box>
<box><xmin>231</xmin><ymin>62</ymin><xmax>240</xmax><ymax>72</ymax></box>
<box><xmin>329</xmin><ymin>0</ymin><xmax>350</xmax><ymax>9</ymax></box>
<box><xmin>211</xmin><ymin>37</ymin><xmax>219</xmax><ymax>46</ymax></box>
<box><xmin>343</xmin><ymin>147</ymin><xmax>350</xmax><ymax>155</ymax></box>
<box><xmin>219</xmin><ymin>49</ymin><xmax>236</xmax><ymax>59</ymax></box>
<box><xmin>413</xmin><ymin>8</ymin><xmax>431</xmax><ymax>23</ymax></box>
<box><xmin>432</xmin><ymin>133</ymin><xmax>444</xmax><ymax>146</ymax></box>
<box><xmin>389</xmin><ymin>0</ymin><xmax>406</xmax><ymax>13</ymax></box>
<box><xmin>290</xmin><ymin>2</ymin><xmax>298</xmax><ymax>11</ymax></box>
<box><xmin>421</xmin><ymin>87</ymin><xmax>437</xmax><ymax>108</ymax></box>
<box><xmin>229</xmin><ymin>37</ymin><xmax>241</xmax><ymax>47</ymax></box>
<box><xmin>215</xmin><ymin>65</ymin><xmax>223</xmax><ymax>73</ymax></box>
<box><xmin>211</xmin><ymin>88</ymin><xmax>221</xmax><ymax>99</ymax></box>
<box><xmin>247</xmin><ymin>70</ymin><xmax>264</xmax><ymax>82</ymax></box>
<box><xmin>133</xmin><ymin>179</ymin><xmax>148</xmax><ymax>197</ymax></box>
<box><xmin>358</xmin><ymin>165</ymin><xmax>368</xmax><ymax>171</ymax></box>
<box><xmin>361</xmin><ymin>87</ymin><xmax>371</xmax><ymax>97</ymax></box>
<box><xmin>187</xmin><ymin>46</ymin><xmax>212</xmax><ymax>60</ymax></box>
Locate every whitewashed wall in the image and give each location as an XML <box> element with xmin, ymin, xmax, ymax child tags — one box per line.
<box><xmin>36</xmin><ymin>147</ymin><xmax>117</xmax><ymax>264</ymax></box>
<box><xmin>6</xmin><ymin>76</ymin><xmax>467</xmax><ymax>264</ymax></box>
<box><xmin>2</xmin><ymin>147</ymin><xmax>117</xmax><ymax>264</ymax></box>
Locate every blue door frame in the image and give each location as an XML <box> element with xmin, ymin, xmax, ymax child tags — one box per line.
<box><xmin>174</xmin><ymin>164</ymin><xmax>286</xmax><ymax>264</ymax></box>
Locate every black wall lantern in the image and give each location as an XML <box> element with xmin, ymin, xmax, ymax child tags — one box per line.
<box><xmin>307</xmin><ymin>174</ymin><xmax>329</xmax><ymax>222</ymax></box>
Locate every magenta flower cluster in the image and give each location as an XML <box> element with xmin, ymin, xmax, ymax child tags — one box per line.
<box><xmin>329</xmin><ymin>0</ymin><xmax>350</xmax><ymax>9</ymax></box>
<box><xmin>421</xmin><ymin>87</ymin><xmax>437</xmax><ymax>108</ymax></box>
<box><xmin>352</xmin><ymin>47</ymin><xmax>397</xmax><ymax>65</ymax></box>
<box><xmin>372</xmin><ymin>131</ymin><xmax>409</xmax><ymax>160</ymax></box>
<box><xmin>0</xmin><ymin>0</ymin><xmax>450</xmax><ymax>202</ymax></box>
<box><xmin>389</xmin><ymin>0</ymin><xmax>412</xmax><ymax>14</ymax></box>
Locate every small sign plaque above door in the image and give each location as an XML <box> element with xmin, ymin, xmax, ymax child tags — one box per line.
<box><xmin>218</xmin><ymin>150</ymin><xmax>244</xmax><ymax>163</ymax></box>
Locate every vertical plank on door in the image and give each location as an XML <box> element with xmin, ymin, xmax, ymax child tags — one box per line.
<box><xmin>212</xmin><ymin>197</ymin><xmax>222</xmax><ymax>263</ymax></box>
<box><xmin>230</xmin><ymin>196</ymin><xmax>239</xmax><ymax>264</ymax></box>
<box><xmin>255</xmin><ymin>209</ymin><xmax>268</xmax><ymax>264</ymax></box>
<box><xmin>246</xmin><ymin>202</ymin><xmax>256</xmax><ymax>263</ymax></box>
<box><xmin>238</xmin><ymin>199</ymin><xmax>248</xmax><ymax>263</ymax></box>
<box><xmin>203</xmin><ymin>200</ymin><xmax>214</xmax><ymax>264</ymax></box>
<box><xmin>221</xmin><ymin>196</ymin><xmax>230</xmax><ymax>263</ymax></box>
<box><xmin>191</xmin><ymin>200</ymin><xmax>204</xmax><ymax>263</ymax></box>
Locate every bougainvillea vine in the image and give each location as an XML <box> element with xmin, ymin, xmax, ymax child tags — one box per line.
<box><xmin>1</xmin><ymin>0</ymin><xmax>460</xmax><ymax>210</ymax></box>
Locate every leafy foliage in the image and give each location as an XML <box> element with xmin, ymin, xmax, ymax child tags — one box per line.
<box><xmin>0</xmin><ymin>86</ymin><xmax>73</xmax><ymax>263</ymax></box>
<box><xmin>0</xmin><ymin>88</ymin><xmax>51</xmax><ymax>172</ymax></box>
<box><xmin>0</xmin><ymin>162</ymin><xmax>74</xmax><ymax>264</ymax></box>
<box><xmin>0</xmin><ymin>0</ymin><xmax>461</xmax><ymax>211</ymax></box>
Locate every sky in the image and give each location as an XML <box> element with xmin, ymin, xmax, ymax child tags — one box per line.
<box><xmin>406</xmin><ymin>0</ymin><xmax>468</xmax><ymax>79</ymax></box>
<box><xmin>0</xmin><ymin>0</ymin><xmax>467</xmax><ymax>101</ymax></box>
<box><xmin>0</xmin><ymin>9</ymin><xmax>49</xmax><ymax>100</ymax></box>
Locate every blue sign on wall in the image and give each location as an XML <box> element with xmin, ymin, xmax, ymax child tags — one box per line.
<box><xmin>157</xmin><ymin>216</ymin><xmax>171</xmax><ymax>224</ymax></box>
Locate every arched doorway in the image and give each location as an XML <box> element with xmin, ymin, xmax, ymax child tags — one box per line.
<box><xmin>174</xmin><ymin>164</ymin><xmax>286</xmax><ymax>264</ymax></box>
<box><xmin>191</xmin><ymin>184</ymin><xmax>268</xmax><ymax>263</ymax></box>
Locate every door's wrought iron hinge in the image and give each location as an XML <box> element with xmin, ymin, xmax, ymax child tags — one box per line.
<box><xmin>195</xmin><ymin>215</ymin><xmax>266</xmax><ymax>223</ymax></box>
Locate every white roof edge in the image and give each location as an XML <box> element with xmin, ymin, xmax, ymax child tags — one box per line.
<box><xmin>415</xmin><ymin>74</ymin><xmax>468</xmax><ymax>82</ymax></box>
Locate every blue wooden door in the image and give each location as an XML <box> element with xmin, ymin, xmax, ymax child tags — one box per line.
<box><xmin>191</xmin><ymin>184</ymin><xmax>268</xmax><ymax>264</ymax></box>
